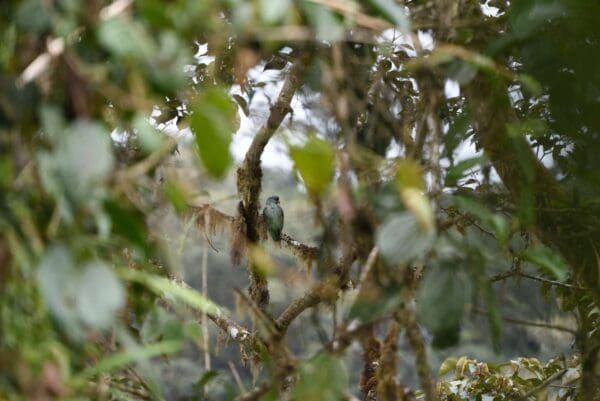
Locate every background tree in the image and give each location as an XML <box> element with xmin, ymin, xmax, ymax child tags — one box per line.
<box><xmin>0</xmin><ymin>1</ymin><xmax>598</xmax><ymax>401</ymax></box>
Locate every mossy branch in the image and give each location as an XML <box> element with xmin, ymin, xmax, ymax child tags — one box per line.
<box><xmin>235</xmin><ymin>53</ymin><xmax>309</xmax><ymax>310</ymax></box>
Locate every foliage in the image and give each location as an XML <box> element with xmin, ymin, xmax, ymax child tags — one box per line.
<box><xmin>1</xmin><ymin>0</ymin><xmax>598</xmax><ymax>400</ymax></box>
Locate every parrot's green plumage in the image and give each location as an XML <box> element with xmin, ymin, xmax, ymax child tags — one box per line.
<box><xmin>263</xmin><ymin>195</ymin><xmax>284</xmax><ymax>241</ymax></box>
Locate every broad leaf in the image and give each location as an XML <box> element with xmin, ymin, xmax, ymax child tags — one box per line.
<box><xmin>522</xmin><ymin>245</ymin><xmax>568</xmax><ymax>281</ymax></box>
<box><xmin>368</xmin><ymin>0</ymin><xmax>410</xmax><ymax>32</ymax></box>
<box><xmin>259</xmin><ymin>0</ymin><xmax>291</xmax><ymax>24</ymax></box>
<box><xmin>76</xmin><ymin>261</ymin><xmax>125</xmax><ymax>330</ymax></box>
<box><xmin>376</xmin><ymin>212</ymin><xmax>435</xmax><ymax>265</ymax></box>
<box><xmin>417</xmin><ymin>264</ymin><xmax>470</xmax><ymax>348</ymax></box>
<box><xmin>290</xmin><ymin>135</ymin><xmax>335</xmax><ymax>196</ymax></box>
<box><xmin>97</xmin><ymin>16</ymin><xmax>156</xmax><ymax>60</ymax></box>
<box><xmin>292</xmin><ymin>353</ymin><xmax>348</xmax><ymax>401</ymax></box>
<box><xmin>190</xmin><ymin>88</ymin><xmax>236</xmax><ymax>178</ymax></box>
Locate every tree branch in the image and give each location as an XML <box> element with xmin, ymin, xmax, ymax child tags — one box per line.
<box><xmin>236</xmin><ymin>53</ymin><xmax>309</xmax><ymax>310</ymax></box>
<box><xmin>234</xmin><ymin>383</ymin><xmax>270</xmax><ymax>401</ymax></box>
<box><xmin>472</xmin><ymin>308</ymin><xmax>577</xmax><ymax>335</ymax></box>
<box><xmin>186</xmin><ymin>204</ymin><xmax>319</xmax><ymax>262</ymax></box>
<box><xmin>276</xmin><ymin>278</ymin><xmax>338</xmax><ymax>334</ymax></box>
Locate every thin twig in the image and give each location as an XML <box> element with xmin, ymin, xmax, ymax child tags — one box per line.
<box><xmin>517</xmin><ymin>369</ymin><xmax>568</xmax><ymax>401</ymax></box>
<box><xmin>234</xmin><ymin>383</ymin><xmax>270</xmax><ymax>401</ymax></box>
<box><xmin>490</xmin><ymin>269</ymin><xmax>586</xmax><ymax>291</ymax></box>
<box><xmin>228</xmin><ymin>361</ymin><xmax>247</xmax><ymax>393</ymax></box>
<box><xmin>118</xmin><ymin>138</ymin><xmax>177</xmax><ymax>181</ymax></box>
<box><xmin>473</xmin><ymin>308</ymin><xmax>577</xmax><ymax>335</ymax></box>
<box><xmin>202</xmin><ymin>213</ymin><xmax>211</xmax><ymax>370</ymax></box>
<box><xmin>233</xmin><ymin>288</ymin><xmax>279</xmax><ymax>336</ymax></box>
<box><xmin>518</xmin><ymin>272</ymin><xmax>587</xmax><ymax>291</ymax></box>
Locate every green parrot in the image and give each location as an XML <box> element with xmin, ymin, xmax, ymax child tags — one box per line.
<box><xmin>263</xmin><ymin>195</ymin><xmax>284</xmax><ymax>241</ymax></box>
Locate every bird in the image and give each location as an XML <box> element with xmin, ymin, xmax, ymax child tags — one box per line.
<box><xmin>263</xmin><ymin>195</ymin><xmax>284</xmax><ymax>241</ymax></box>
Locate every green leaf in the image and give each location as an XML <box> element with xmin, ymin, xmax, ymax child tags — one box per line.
<box><xmin>103</xmin><ymin>199</ymin><xmax>149</xmax><ymax>254</ymax></box>
<box><xmin>445</xmin><ymin>156</ymin><xmax>485</xmax><ymax>187</ymax></box>
<box><xmin>259</xmin><ymin>0</ymin><xmax>291</xmax><ymax>24</ymax></box>
<box><xmin>194</xmin><ymin>370</ymin><xmax>220</xmax><ymax>394</ymax></box>
<box><xmin>453</xmin><ymin>196</ymin><xmax>509</xmax><ymax>245</ymax></box>
<box><xmin>71</xmin><ymin>340</ymin><xmax>182</xmax><ymax>386</ymax></box>
<box><xmin>367</xmin><ymin>0</ymin><xmax>410</xmax><ymax>32</ymax></box>
<box><xmin>76</xmin><ymin>261</ymin><xmax>125</xmax><ymax>330</ymax></box>
<box><xmin>438</xmin><ymin>356</ymin><xmax>459</xmax><ymax>376</ymax></box>
<box><xmin>141</xmin><ymin>305</ymin><xmax>189</xmax><ymax>343</ymax></box>
<box><xmin>119</xmin><ymin>268</ymin><xmax>225</xmax><ymax>317</ymax></box>
<box><xmin>38</xmin><ymin>120</ymin><xmax>114</xmax><ymax>210</ymax></box>
<box><xmin>417</xmin><ymin>264</ymin><xmax>470</xmax><ymax>348</ymax></box>
<box><xmin>302</xmin><ymin>2</ymin><xmax>344</xmax><ymax>42</ymax></box>
<box><xmin>292</xmin><ymin>353</ymin><xmax>348</xmax><ymax>401</ymax></box>
<box><xmin>522</xmin><ymin>245</ymin><xmax>568</xmax><ymax>281</ymax></box>
<box><xmin>482</xmin><ymin>280</ymin><xmax>502</xmax><ymax>352</ymax></box>
<box><xmin>290</xmin><ymin>135</ymin><xmax>335</xmax><ymax>196</ymax></box>
<box><xmin>376</xmin><ymin>212</ymin><xmax>435</xmax><ymax>265</ymax></box>
<box><xmin>97</xmin><ymin>16</ymin><xmax>156</xmax><ymax>60</ymax></box>
<box><xmin>16</xmin><ymin>0</ymin><xmax>53</xmax><ymax>33</ymax></box>
<box><xmin>348</xmin><ymin>279</ymin><xmax>403</xmax><ymax>323</ymax></box>
<box><xmin>37</xmin><ymin>246</ymin><xmax>124</xmax><ymax>336</ymax></box>
<box><xmin>37</xmin><ymin>245</ymin><xmax>83</xmax><ymax>339</ymax></box>
<box><xmin>396</xmin><ymin>158</ymin><xmax>424</xmax><ymax>190</ymax></box>
<box><xmin>400</xmin><ymin>188</ymin><xmax>435</xmax><ymax>234</ymax></box>
<box><xmin>134</xmin><ymin>114</ymin><xmax>163</xmax><ymax>153</ymax></box>
<box><xmin>39</xmin><ymin>104</ymin><xmax>66</xmax><ymax>142</ymax></box>
<box><xmin>190</xmin><ymin>88</ymin><xmax>236</xmax><ymax>178</ymax></box>
<box><xmin>163</xmin><ymin>179</ymin><xmax>190</xmax><ymax>213</ymax></box>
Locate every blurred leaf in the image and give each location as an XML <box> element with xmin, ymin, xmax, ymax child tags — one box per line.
<box><xmin>232</xmin><ymin>94</ymin><xmax>250</xmax><ymax>116</ymax></box>
<box><xmin>37</xmin><ymin>246</ymin><xmax>83</xmax><ymax>339</ymax></box>
<box><xmin>445</xmin><ymin>156</ymin><xmax>485</xmax><ymax>187</ymax></box>
<box><xmin>302</xmin><ymin>2</ymin><xmax>345</xmax><ymax>42</ymax></box>
<box><xmin>376</xmin><ymin>212</ymin><xmax>435</xmax><ymax>265</ymax></box>
<box><xmin>453</xmin><ymin>196</ymin><xmax>509</xmax><ymax>245</ymax></box>
<box><xmin>290</xmin><ymin>135</ymin><xmax>335</xmax><ymax>196</ymax></box>
<box><xmin>438</xmin><ymin>356</ymin><xmax>459</xmax><ymax>376</ymax></box>
<box><xmin>522</xmin><ymin>245</ymin><xmax>568</xmax><ymax>281</ymax></box>
<box><xmin>194</xmin><ymin>370</ymin><xmax>220</xmax><ymax>394</ymax></box>
<box><xmin>249</xmin><ymin>245</ymin><xmax>277</xmax><ymax>277</ymax></box>
<box><xmin>348</xmin><ymin>279</ymin><xmax>403</xmax><ymax>323</ymax></box>
<box><xmin>400</xmin><ymin>188</ymin><xmax>435</xmax><ymax>234</ymax></box>
<box><xmin>37</xmin><ymin>246</ymin><xmax>124</xmax><ymax>336</ymax></box>
<box><xmin>292</xmin><ymin>353</ymin><xmax>348</xmax><ymax>401</ymax></box>
<box><xmin>148</xmin><ymin>31</ymin><xmax>192</xmax><ymax>91</ymax></box>
<box><xmin>76</xmin><ymin>261</ymin><xmax>125</xmax><ymax>330</ymax></box>
<box><xmin>103</xmin><ymin>199</ymin><xmax>149</xmax><ymax>254</ymax></box>
<box><xmin>190</xmin><ymin>87</ymin><xmax>236</xmax><ymax>178</ymax></box>
<box><xmin>71</xmin><ymin>340</ymin><xmax>182</xmax><ymax>386</ymax></box>
<box><xmin>482</xmin><ymin>280</ymin><xmax>502</xmax><ymax>352</ymax></box>
<box><xmin>119</xmin><ymin>268</ymin><xmax>225</xmax><ymax>316</ymax></box>
<box><xmin>141</xmin><ymin>305</ymin><xmax>198</xmax><ymax>344</ymax></box>
<box><xmin>396</xmin><ymin>158</ymin><xmax>424</xmax><ymax>191</ymax></box>
<box><xmin>443</xmin><ymin>112</ymin><xmax>472</xmax><ymax>161</ymax></box>
<box><xmin>417</xmin><ymin>264</ymin><xmax>470</xmax><ymax>348</ymax></box>
<box><xmin>39</xmin><ymin>104</ymin><xmax>65</xmax><ymax>142</ymax></box>
<box><xmin>367</xmin><ymin>0</ymin><xmax>410</xmax><ymax>32</ymax></box>
<box><xmin>38</xmin><ymin>120</ymin><xmax>113</xmax><ymax>211</ymax></box>
<box><xmin>511</xmin><ymin>1</ymin><xmax>564</xmax><ymax>39</ymax></box>
<box><xmin>16</xmin><ymin>0</ymin><xmax>53</xmax><ymax>32</ymax></box>
<box><xmin>163</xmin><ymin>179</ymin><xmax>191</xmax><ymax>213</ymax></box>
<box><xmin>134</xmin><ymin>114</ymin><xmax>163</xmax><ymax>153</ymax></box>
<box><xmin>259</xmin><ymin>0</ymin><xmax>291</xmax><ymax>24</ymax></box>
<box><xmin>183</xmin><ymin>320</ymin><xmax>203</xmax><ymax>341</ymax></box>
<box><xmin>506</xmin><ymin>118</ymin><xmax>546</xmax><ymax>138</ymax></box>
<box><xmin>97</xmin><ymin>16</ymin><xmax>156</xmax><ymax>60</ymax></box>
<box><xmin>516</xmin><ymin>74</ymin><xmax>543</xmax><ymax>95</ymax></box>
